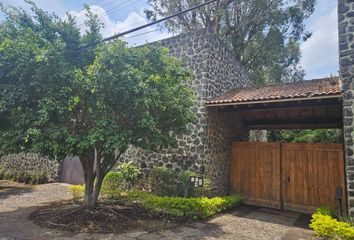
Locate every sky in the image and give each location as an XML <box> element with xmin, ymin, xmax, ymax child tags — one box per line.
<box><xmin>0</xmin><ymin>0</ymin><xmax>339</xmax><ymax>80</ymax></box>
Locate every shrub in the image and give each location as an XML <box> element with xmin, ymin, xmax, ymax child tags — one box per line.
<box><xmin>30</xmin><ymin>171</ymin><xmax>49</xmax><ymax>184</ymax></box>
<box><xmin>0</xmin><ymin>168</ymin><xmax>48</xmax><ymax>184</ymax></box>
<box><xmin>194</xmin><ymin>178</ymin><xmax>212</xmax><ymax>197</ymax></box>
<box><xmin>102</xmin><ymin>172</ymin><xmax>123</xmax><ymax>191</ymax></box>
<box><xmin>310</xmin><ymin>207</ymin><xmax>354</xmax><ymax>240</ymax></box>
<box><xmin>339</xmin><ymin>216</ymin><xmax>354</xmax><ymax>227</ymax></box>
<box><xmin>142</xmin><ymin>195</ymin><xmax>242</xmax><ymax>219</ymax></box>
<box><xmin>0</xmin><ymin>166</ymin><xmax>4</xmax><ymax>180</ymax></box>
<box><xmin>0</xmin><ymin>152</ymin><xmax>59</xmax><ymax>181</ymax></box>
<box><xmin>149</xmin><ymin>167</ymin><xmax>197</xmax><ymax>197</ymax></box>
<box><xmin>69</xmin><ymin>185</ymin><xmax>85</xmax><ymax>199</ymax></box>
<box><xmin>106</xmin><ymin>189</ymin><xmax>243</xmax><ymax>220</ymax></box>
<box><xmin>69</xmin><ymin>185</ymin><xmax>243</xmax><ymax>220</ymax></box>
<box><xmin>118</xmin><ymin>161</ymin><xmax>140</xmax><ymax>190</ymax></box>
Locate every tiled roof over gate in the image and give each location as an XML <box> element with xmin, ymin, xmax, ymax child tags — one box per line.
<box><xmin>206</xmin><ymin>77</ymin><xmax>342</xmax><ymax>105</ymax></box>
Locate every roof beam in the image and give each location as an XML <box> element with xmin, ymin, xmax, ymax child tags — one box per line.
<box><xmin>243</xmin><ymin>117</ymin><xmax>342</xmax><ymax>130</ymax></box>
<box><xmin>218</xmin><ymin>97</ymin><xmax>342</xmax><ymax>113</ymax></box>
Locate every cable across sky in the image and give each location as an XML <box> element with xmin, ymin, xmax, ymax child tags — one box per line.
<box><xmin>76</xmin><ymin>0</ymin><xmax>219</xmax><ymax>51</ymax></box>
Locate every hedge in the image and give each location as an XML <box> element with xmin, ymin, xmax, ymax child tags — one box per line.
<box><xmin>69</xmin><ymin>185</ymin><xmax>243</xmax><ymax>220</ymax></box>
<box><xmin>310</xmin><ymin>207</ymin><xmax>354</xmax><ymax>240</ymax></box>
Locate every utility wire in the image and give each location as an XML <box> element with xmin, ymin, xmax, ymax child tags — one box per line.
<box><xmin>76</xmin><ymin>0</ymin><xmax>219</xmax><ymax>51</ymax></box>
<box><xmin>77</xmin><ymin>0</ymin><xmax>141</xmax><ymax>28</ymax></box>
<box><xmin>124</xmin><ymin>26</ymin><xmax>168</xmax><ymax>40</ymax></box>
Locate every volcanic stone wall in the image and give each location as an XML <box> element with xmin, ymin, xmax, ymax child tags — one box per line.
<box><xmin>0</xmin><ymin>152</ymin><xmax>60</xmax><ymax>181</ymax></box>
<box><xmin>338</xmin><ymin>0</ymin><xmax>354</xmax><ymax>216</ymax></box>
<box><xmin>121</xmin><ymin>30</ymin><xmax>250</xmax><ymax>195</ymax></box>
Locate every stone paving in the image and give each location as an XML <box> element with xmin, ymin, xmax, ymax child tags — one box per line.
<box><xmin>0</xmin><ymin>181</ymin><xmax>314</xmax><ymax>240</ymax></box>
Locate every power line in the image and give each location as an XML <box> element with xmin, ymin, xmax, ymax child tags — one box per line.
<box><xmin>76</xmin><ymin>0</ymin><xmax>219</xmax><ymax>51</ymax></box>
<box><xmin>77</xmin><ymin>0</ymin><xmax>141</xmax><ymax>28</ymax></box>
<box><xmin>124</xmin><ymin>26</ymin><xmax>168</xmax><ymax>40</ymax></box>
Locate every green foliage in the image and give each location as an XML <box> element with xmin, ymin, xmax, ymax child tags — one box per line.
<box><xmin>310</xmin><ymin>207</ymin><xmax>354</xmax><ymax>240</ymax></box>
<box><xmin>69</xmin><ymin>185</ymin><xmax>242</xmax><ymax>219</ymax></box>
<box><xmin>69</xmin><ymin>185</ymin><xmax>85</xmax><ymax>199</ymax></box>
<box><xmin>339</xmin><ymin>216</ymin><xmax>354</xmax><ymax>227</ymax></box>
<box><xmin>0</xmin><ymin>167</ymin><xmax>48</xmax><ymax>184</ymax></box>
<box><xmin>315</xmin><ymin>206</ymin><xmax>332</xmax><ymax>216</ymax></box>
<box><xmin>194</xmin><ymin>178</ymin><xmax>212</xmax><ymax>197</ymax></box>
<box><xmin>149</xmin><ymin>167</ymin><xmax>197</xmax><ymax>197</ymax></box>
<box><xmin>102</xmin><ymin>171</ymin><xmax>123</xmax><ymax>191</ymax></box>
<box><xmin>268</xmin><ymin>129</ymin><xmax>343</xmax><ymax>143</ymax></box>
<box><xmin>106</xmin><ymin>189</ymin><xmax>242</xmax><ymax>220</ymax></box>
<box><xmin>145</xmin><ymin>0</ymin><xmax>316</xmax><ymax>84</ymax></box>
<box><xmin>0</xmin><ymin>2</ymin><xmax>195</xmax><ymax>206</ymax></box>
<box><xmin>118</xmin><ymin>161</ymin><xmax>141</xmax><ymax>189</ymax></box>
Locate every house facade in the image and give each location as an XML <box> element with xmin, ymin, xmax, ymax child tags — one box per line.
<box><xmin>122</xmin><ymin>30</ymin><xmax>251</xmax><ymax>194</ymax></box>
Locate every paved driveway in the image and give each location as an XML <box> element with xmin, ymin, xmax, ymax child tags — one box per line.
<box><xmin>0</xmin><ymin>180</ymin><xmax>314</xmax><ymax>240</ymax></box>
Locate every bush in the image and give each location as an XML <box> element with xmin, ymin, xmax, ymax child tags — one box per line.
<box><xmin>118</xmin><ymin>161</ymin><xmax>140</xmax><ymax>190</ymax></box>
<box><xmin>69</xmin><ymin>185</ymin><xmax>243</xmax><ymax>220</ymax></box>
<box><xmin>0</xmin><ymin>152</ymin><xmax>59</xmax><ymax>181</ymax></box>
<box><xmin>0</xmin><ymin>166</ymin><xmax>5</xmax><ymax>180</ymax></box>
<box><xmin>69</xmin><ymin>185</ymin><xmax>85</xmax><ymax>199</ymax></box>
<box><xmin>105</xmin><ymin>188</ymin><xmax>242</xmax><ymax>219</ymax></box>
<box><xmin>0</xmin><ymin>168</ymin><xmax>49</xmax><ymax>184</ymax></box>
<box><xmin>149</xmin><ymin>167</ymin><xmax>197</xmax><ymax>197</ymax></box>
<box><xmin>310</xmin><ymin>207</ymin><xmax>354</xmax><ymax>240</ymax></box>
<box><xmin>194</xmin><ymin>178</ymin><xmax>212</xmax><ymax>197</ymax></box>
<box><xmin>102</xmin><ymin>172</ymin><xmax>123</xmax><ymax>191</ymax></box>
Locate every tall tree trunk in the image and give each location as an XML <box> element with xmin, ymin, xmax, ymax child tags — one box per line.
<box><xmin>80</xmin><ymin>149</ymin><xmax>100</xmax><ymax>208</ymax></box>
<box><xmin>80</xmin><ymin>149</ymin><xmax>122</xmax><ymax>208</ymax></box>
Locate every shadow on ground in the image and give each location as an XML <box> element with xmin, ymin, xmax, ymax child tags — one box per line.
<box><xmin>226</xmin><ymin>205</ymin><xmax>312</xmax><ymax>229</ymax></box>
<box><xmin>0</xmin><ymin>180</ymin><xmax>35</xmax><ymax>200</ymax></box>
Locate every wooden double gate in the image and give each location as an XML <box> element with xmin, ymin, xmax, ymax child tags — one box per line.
<box><xmin>230</xmin><ymin>142</ymin><xmax>346</xmax><ymax>213</ymax></box>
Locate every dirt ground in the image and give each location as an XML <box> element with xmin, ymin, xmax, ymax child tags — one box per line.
<box><xmin>0</xmin><ymin>180</ymin><xmax>315</xmax><ymax>240</ymax></box>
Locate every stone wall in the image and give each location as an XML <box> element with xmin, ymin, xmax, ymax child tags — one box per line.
<box><xmin>338</xmin><ymin>0</ymin><xmax>354</xmax><ymax>216</ymax></box>
<box><xmin>0</xmin><ymin>152</ymin><xmax>60</xmax><ymax>181</ymax></box>
<box><xmin>121</xmin><ymin>30</ymin><xmax>251</xmax><ymax>194</ymax></box>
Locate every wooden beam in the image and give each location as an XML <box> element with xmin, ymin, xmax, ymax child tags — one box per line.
<box><xmin>243</xmin><ymin>117</ymin><xmax>342</xmax><ymax>130</ymax></box>
<box><xmin>246</xmin><ymin>123</ymin><xmax>342</xmax><ymax>130</ymax></box>
<box><xmin>219</xmin><ymin>98</ymin><xmax>342</xmax><ymax>113</ymax></box>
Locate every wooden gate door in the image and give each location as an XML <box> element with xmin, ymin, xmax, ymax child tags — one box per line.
<box><xmin>230</xmin><ymin>142</ymin><xmax>281</xmax><ymax>209</ymax></box>
<box><xmin>230</xmin><ymin>142</ymin><xmax>345</xmax><ymax>213</ymax></box>
<box><xmin>281</xmin><ymin>143</ymin><xmax>345</xmax><ymax>213</ymax></box>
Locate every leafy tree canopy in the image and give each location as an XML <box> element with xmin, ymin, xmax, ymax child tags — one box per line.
<box><xmin>268</xmin><ymin>129</ymin><xmax>343</xmax><ymax>143</ymax></box>
<box><xmin>0</xmin><ymin>1</ymin><xmax>195</xmax><ymax>207</ymax></box>
<box><xmin>145</xmin><ymin>0</ymin><xmax>316</xmax><ymax>84</ymax></box>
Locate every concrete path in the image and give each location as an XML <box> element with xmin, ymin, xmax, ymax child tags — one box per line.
<box><xmin>0</xmin><ymin>181</ymin><xmax>314</xmax><ymax>240</ymax></box>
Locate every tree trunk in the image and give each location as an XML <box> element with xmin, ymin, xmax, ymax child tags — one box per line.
<box><xmin>80</xmin><ymin>149</ymin><xmax>121</xmax><ymax>208</ymax></box>
<box><xmin>80</xmin><ymin>149</ymin><xmax>100</xmax><ymax>208</ymax></box>
<box><xmin>84</xmin><ymin>174</ymin><xmax>104</xmax><ymax>208</ymax></box>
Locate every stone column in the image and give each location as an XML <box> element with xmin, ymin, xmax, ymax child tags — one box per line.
<box><xmin>338</xmin><ymin>0</ymin><xmax>354</xmax><ymax>216</ymax></box>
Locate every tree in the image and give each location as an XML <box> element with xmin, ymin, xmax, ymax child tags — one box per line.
<box><xmin>67</xmin><ymin>42</ymin><xmax>195</xmax><ymax>207</ymax></box>
<box><xmin>0</xmin><ymin>2</ymin><xmax>195</xmax><ymax>207</ymax></box>
<box><xmin>145</xmin><ymin>0</ymin><xmax>316</xmax><ymax>84</ymax></box>
<box><xmin>268</xmin><ymin>129</ymin><xmax>343</xmax><ymax>143</ymax></box>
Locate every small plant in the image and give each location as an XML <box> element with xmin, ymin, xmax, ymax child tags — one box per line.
<box><xmin>194</xmin><ymin>178</ymin><xmax>212</xmax><ymax>197</ymax></box>
<box><xmin>339</xmin><ymin>216</ymin><xmax>354</xmax><ymax>227</ymax></box>
<box><xmin>0</xmin><ymin>166</ymin><xmax>5</xmax><ymax>180</ymax></box>
<box><xmin>118</xmin><ymin>161</ymin><xmax>141</xmax><ymax>190</ymax></box>
<box><xmin>310</xmin><ymin>207</ymin><xmax>354</xmax><ymax>240</ymax></box>
<box><xmin>149</xmin><ymin>167</ymin><xmax>176</xmax><ymax>196</ymax></box>
<box><xmin>102</xmin><ymin>172</ymin><xmax>123</xmax><ymax>191</ymax></box>
<box><xmin>149</xmin><ymin>167</ymin><xmax>200</xmax><ymax>197</ymax></box>
<box><xmin>69</xmin><ymin>185</ymin><xmax>85</xmax><ymax>199</ymax></box>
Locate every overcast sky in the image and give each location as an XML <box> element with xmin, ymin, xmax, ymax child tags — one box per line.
<box><xmin>0</xmin><ymin>0</ymin><xmax>338</xmax><ymax>80</ymax></box>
